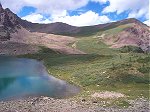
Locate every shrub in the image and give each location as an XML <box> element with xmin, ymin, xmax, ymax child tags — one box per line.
<box><xmin>120</xmin><ymin>46</ymin><xmax>144</xmax><ymax>53</ymax></box>
<box><xmin>138</xmin><ymin>67</ymin><xmax>150</xmax><ymax>74</ymax></box>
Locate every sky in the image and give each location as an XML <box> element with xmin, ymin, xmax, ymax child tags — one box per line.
<box><xmin>1</xmin><ymin>0</ymin><xmax>149</xmax><ymax>26</ymax></box>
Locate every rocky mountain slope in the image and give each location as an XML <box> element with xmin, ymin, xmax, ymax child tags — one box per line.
<box><xmin>0</xmin><ymin>3</ymin><xmax>149</xmax><ymax>55</ymax></box>
<box><xmin>97</xmin><ymin>21</ymin><xmax>150</xmax><ymax>52</ymax></box>
<box><xmin>0</xmin><ymin>4</ymin><xmax>84</xmax><ymax>55</ymax></box>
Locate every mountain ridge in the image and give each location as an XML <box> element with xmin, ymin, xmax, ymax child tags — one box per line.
<box><xmin>0</xmin><ymin>3</ymin><xmax>148</xmax><ymax>37</ymax></box>
<box><xmin>20</xmin><ymin>17</ymin><xmax>147</xmax><ymax>37</ymax></box>
<box><xmin>0</xmin><ymin>4</ymin><xmax>149</xmax><ymax>55</ymax></box>
<box><xmin>1</xmin><ymin>3</ymin><xmax>147</xmax><ymax>37</ymax></box>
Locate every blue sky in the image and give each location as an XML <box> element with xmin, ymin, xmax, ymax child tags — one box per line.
<box><xmin>1</xmin><ymin>0</ymin><xmax>149</xmax><ymax>26</ymax></box>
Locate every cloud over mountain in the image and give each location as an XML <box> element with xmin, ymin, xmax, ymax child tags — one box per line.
<box><xmin>1</xmin><ymin>0</ymin><xmax>149</xmax><ymax>26</ymax></box>
<box><xmin>22</xmin><ymin>11</ymin><xmax>111</xmax><ymax>26</ymax></box>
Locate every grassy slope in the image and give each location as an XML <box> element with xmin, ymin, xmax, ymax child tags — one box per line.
<box><xmin>96</xmin><ymin>24</ymin><xmax>132</xmax><ymax>37</ymax></box>
<box><xmin>19</xmin><ymin>48</ymin><xmax>150</xmax><ymax>98</ymax></box>
<box><xmin>19</xmin><ymin>24</ymin><xmax>150</xmax><ymax>106</ymax></box>
<box><xmin>75</xmin><ymin>37</ymin><xmax>119</xmax><ymax>55</ymax></box>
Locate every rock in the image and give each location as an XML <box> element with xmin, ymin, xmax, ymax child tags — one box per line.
<box><xmin>0</xmin><ymin>3</ymin><xmax>4</xmax><ymax>13</ymax></box>
<box><xmin>82</xmin><ymin>99</ymin><xmax>86</xmax><ymax>102</ymax></box>
<box><xmin>92</xmin><ymin>101</ymin><xmax>97</xmax><ymax>104</ymax></box>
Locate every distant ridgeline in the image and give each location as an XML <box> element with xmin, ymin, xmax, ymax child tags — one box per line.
<box><xmin>0</xmin><ymin>3</ymin><xmax>149</xmax><ymax>52</ymax></box>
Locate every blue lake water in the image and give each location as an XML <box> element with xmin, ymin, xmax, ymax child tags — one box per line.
<box><xmin>0</xmin><ymin>56</ymin><xmax>79</xmax><ymax>101</ymax></box>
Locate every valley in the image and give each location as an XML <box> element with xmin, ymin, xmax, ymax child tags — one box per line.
<box><xmin>0</xmin><ymin>3</ymin><xmax>149</xmax><ymax>112</ymax></box>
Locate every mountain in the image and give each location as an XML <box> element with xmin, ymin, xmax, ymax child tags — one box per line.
<box><xmin>0</xmin><ymin>3</ymin><xmax>149</xmax><ymax>55</ymax></box>
<box><xmin>97</xmin><ymin>19</ymin><xmax>149</xmax><ymax>52</ymax></box>
<box><xmin>17</xmin><ymin>12</ymin><xmax>150</xmax><ymax>52</ymax></box>
<box><xmin>0</xmin><ymin>3</ymin><xmax>24</xmax><ymax>41</ymax></box>
<box><xmin>0</xmin><ymin>4</ymin><xmax>86</xmax><ymax>55</ymax></box>
<box><xmin>19</xmin><ymin>15</ymin><xmax>147</xmax><ymax>36</ymax></box>
<box><xmin>19</xmin><ymin>17</ymin><xmax>147</xmax><ymax>37</ymax></box>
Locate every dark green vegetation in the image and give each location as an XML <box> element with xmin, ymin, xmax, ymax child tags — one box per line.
<box><xmin>119</xmin><ymin>46</ymin><xmax>144</xmax><ymax>53</ymax></box>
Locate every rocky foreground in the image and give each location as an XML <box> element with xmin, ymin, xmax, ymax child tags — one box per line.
<box><xmin>0</xmin><ymin>97</ymin><xmax>149</xmax><ymax>112</ymax></box>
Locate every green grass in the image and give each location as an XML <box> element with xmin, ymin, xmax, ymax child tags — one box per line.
<box><xmin>19</xmin><ymin>45</ymin><xmax>150</xmax><ymax>100</ymax></box>
<box><xmin>75</xmin><ymin>37</ymin><xmax>120</xmax><ymax>55</ymax></box>
<box><xmin>97</xmin><ymin>24</ymin><xmax>131</xmax><ymax>37</ymax></box>
<box><xmin>114</xmin><ymin>100</ymin><xmax>131</xmax><ymax>108</ymax></box>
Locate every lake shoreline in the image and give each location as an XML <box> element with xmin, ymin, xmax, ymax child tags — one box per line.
<box><xmin>0</xmin><ymin>96</ymin><xmax>149</xmax><ymax>112</ymax></box>
<box><xmin>0</xmin><ymin>56</ymin><xmax>80</xmax><ymax>100</ymax></box>
<box><xmin>1</xmin><ymin>53</ymin><xmax>149</xmax><ymax>112</ymax></box>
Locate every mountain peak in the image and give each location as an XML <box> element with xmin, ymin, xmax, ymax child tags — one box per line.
<box><xmin>5</xmin><ymin>8</ymin><xmax>12</xmax><ymax>12</ymax></box>
<box><xmin>121</xmin><ymin>18</ymin><xmax>144</xmax><ymax>25</ymax></box>
<box><xmin>126</xmin><ymin>18</ymin><xmax>141</xmax><ymax>23</ymax></box>
<box><xmin>0</xmin><ymin>3</ymin><xmax>21</xmax><ymax>32</ymax></box>
<box><xmin>0</xmin><ymin>3</ymin><xmax>4</xmax><ymax>13</ymax></box>
<box><xmin>0</xmin><ymin>2</ymin><xmax>2</xmax><ymax>8</ymax></box>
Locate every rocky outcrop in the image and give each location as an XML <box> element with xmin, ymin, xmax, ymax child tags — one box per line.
<box><xmin>110</xmin><ymin>23</ymin><xmax>150</xmax><ymax>52</ymax></box>
<box><xmin>0</xmin><ymin>25</ymin><xmax>10</xmax><ymax>41</ymax></box>
<box><xmin>0</xmin><ymin>3</ymin><xmax>4</xmax><ymax>13</ymax></box>
<box><xmin>0</xmin><ymin>4</ymin><xmax>20</xmax><ymax>29</ymax></box>
<box><xmin>0</xmin><ymin>3</ymin><xmax>21</xmax><ymax>41</ymax></box>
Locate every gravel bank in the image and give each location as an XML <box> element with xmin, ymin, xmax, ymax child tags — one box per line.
<box><xmin>0</xmin><ymin>97</ymin><xmax>149</xmax><ymax>112</ymax></box>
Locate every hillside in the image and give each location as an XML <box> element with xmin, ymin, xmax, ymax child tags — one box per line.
<box><xmin>0</xmin><ymin>4</ymin><xmax>84</xmax><ymax>55</ymax></box>
<box><xmin>20</xmin><ymin>16</ymin><xmax>147</xmax><ymax>37</ymax></box>
<box><xmin>0</xmin><ymin>3</ymin><xmax>149</xmax><ymax>54</ymax></box>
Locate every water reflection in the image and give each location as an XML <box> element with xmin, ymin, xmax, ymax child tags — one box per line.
<box><xmin>0</xmin><ymin>56</ymin><xmax>79</xmax><ymax>101</ymax></box>
<box><xmin>0</xmin><ymin>77</ymin><xmax>16</xmax><ymax>94</ymax></box>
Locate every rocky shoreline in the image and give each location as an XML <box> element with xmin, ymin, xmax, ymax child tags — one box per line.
<box><xmin>0</xmin><ymin>96</ymin><xmax>149</xmax><ymax>112</ymax></box>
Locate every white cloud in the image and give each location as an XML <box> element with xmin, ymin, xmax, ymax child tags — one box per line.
<box><xmin>101</xmin><ymin>0</ymin><xmax>149</xmax><ymax>19</ymax></box>
<box><xmin>1</xmin><ymin>0</ymin><xmax>148</xmax><ymax>26</ymax></box>
<box><xmin>22</xmin><ymin>11</ymin><xmax>111</xmax><ymax>26</ymax></box>
<box><xmin>1</xmin><ymin>0</ymin><xmax>25</xmax><ymax>13</ymax></box>
<box><xmin>1</xmin><ymin>0</ymin><xmax>89</xmax><ymax>15</ymax></box>
<box><xmin>52</xmin><ymin>11</ymin><xmax>111</xmax><ymax>26</ymax></box>
<box><xmin>22</xmin><ymin>13</ymin><xmax>51</xmax><ymax>23</ymax></box>
<box><xmin>143</xmin><ymin>20</ymin><xmax>150</xmax><ymax>26</ymax></box>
